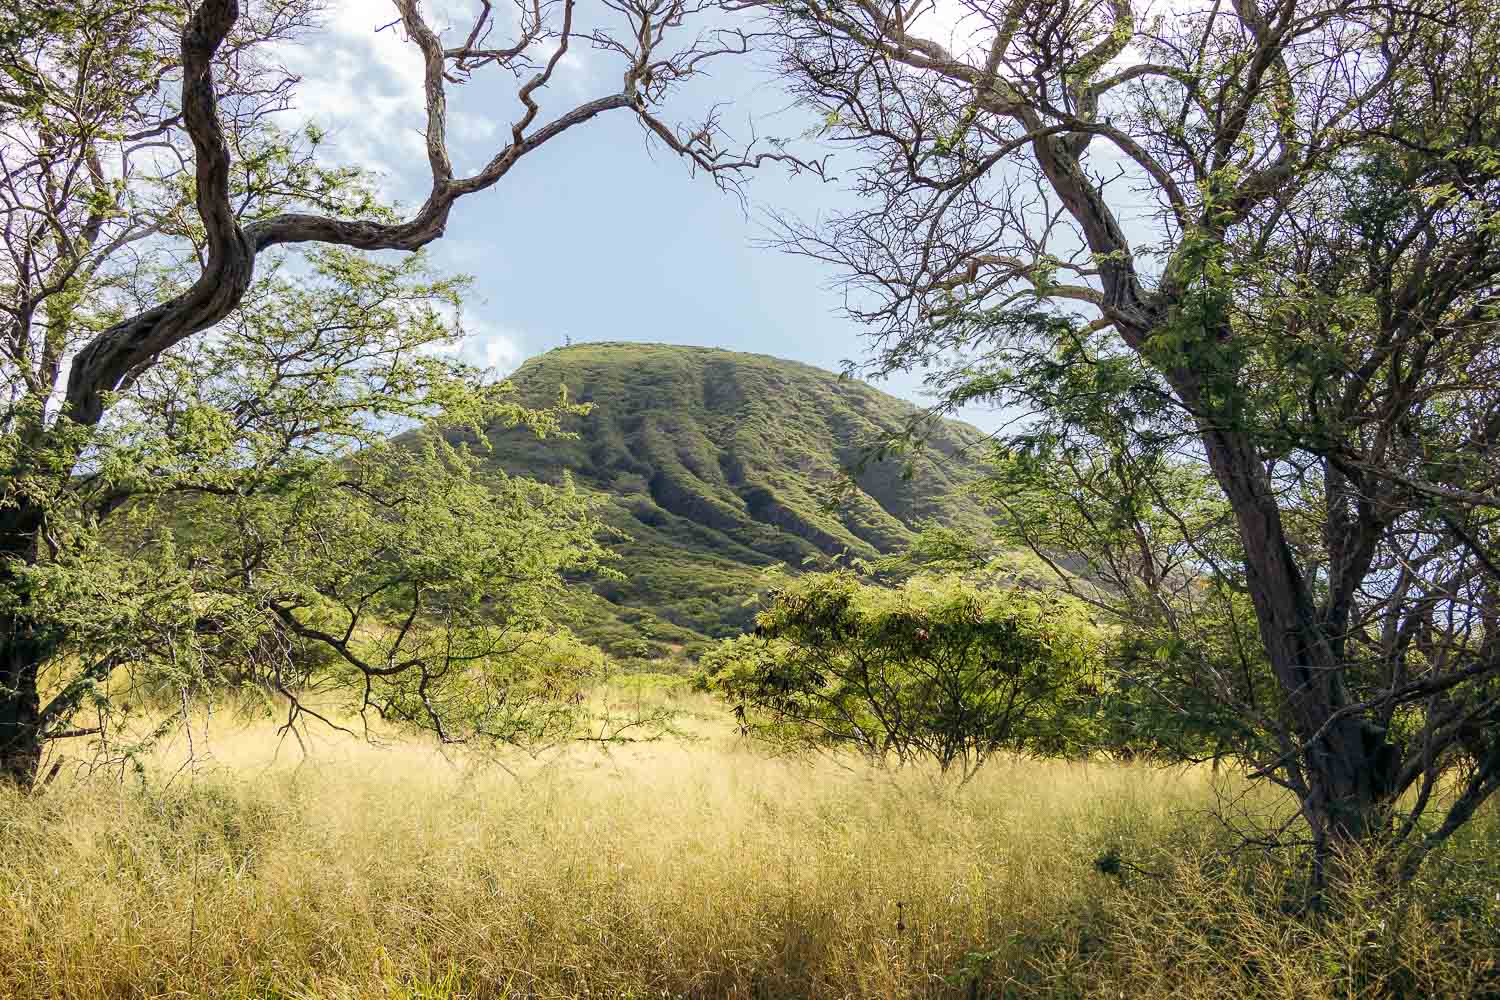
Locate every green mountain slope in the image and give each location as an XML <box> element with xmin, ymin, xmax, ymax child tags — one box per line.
<box><xmin>474</xmin><ymin>343</ymin><xmax>995</xmax><ymax>661</ymax></box>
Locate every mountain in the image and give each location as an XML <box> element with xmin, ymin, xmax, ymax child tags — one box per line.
<box><xmin>474</xmin><ymin>343</ymin><xmax>996</xmax><ymax>662</ymax></box>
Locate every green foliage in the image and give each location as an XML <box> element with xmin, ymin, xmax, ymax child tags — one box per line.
<box><xmin>851</xmin><ymin>137</ymin><xmax>1500</xmax><ymax>868</ymax></box>
<box><xmin>705</xmin><ymin>570</ymin><xmax>1104</xmax><ymax>775</ymax></box>
<box><xmin>6</xmin><ymin>250</ymin><xmax>614</xmax><ymax>757</ymax></box>
<box><xmin>975</xmin><ymin>444</ymin><xmax>1275</xmax><ymax>761</ymax></box>
<box><xmin>478</xmin><ymin>343</ymin><xmax>998</xmax><ymax>660</ymax></box>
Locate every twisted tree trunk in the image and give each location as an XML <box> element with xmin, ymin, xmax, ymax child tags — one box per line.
<box><xmin>1175</xmin><ymin>369</ymin><xmax>1400</xmax><ymax>900</ymax></box>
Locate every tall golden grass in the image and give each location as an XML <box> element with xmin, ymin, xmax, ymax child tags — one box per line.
<box><xmin>1</xmin><ymin>691</ymin><xmax>1496</xmax><ymax>999</ymax></box>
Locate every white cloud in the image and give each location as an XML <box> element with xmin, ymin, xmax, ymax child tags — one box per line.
<box><xmin>273</xmin><ymin>0</ymin><xmax>615</xmax><ymax>192</ymax></box>
<box><xmin>417</xmin><ymin>296</ymin><xmax>530</xmax><ymax>375</ymax></box>
<box><xmin>273</xmin><ymin>1</ymin><xmax>430</xmax><ymax>188</ymax></box>
<box><xmin>458</xmin><ymin>316</ymin><xmax>528</xmax><ymax>375</ymax></box>
<box><xmin>919</xmin><ymin>0</ymin><xmax>1175</xmax><ymax>68</ymax></box>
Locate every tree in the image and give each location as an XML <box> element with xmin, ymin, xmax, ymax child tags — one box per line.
<box><xmin>706</xmin><ymin>570</ymin><xmax>1102</xmax><ymax>778</ymax></box>
<box><xmin>898</xmin><ymin>517</ymin><xmax>1263</xmax><ymax>767</ymax></box>
<box><xmin>0</xmin><ymin>0</ymin><xmax>812</xmax><ymax>785</ymax></box>
<box><xmin>6</xmin><ymin>245</ymin><xmax>617</xmax><ymax>784</ymax></box>
<box><xmin>764</xmin><ymin>0</ymin><xmax>1500</xmax><ymax>881</ymax></box>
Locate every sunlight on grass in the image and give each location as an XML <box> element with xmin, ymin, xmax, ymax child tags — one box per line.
<box><xmin>1</xmin><ymin>696</ymin><xmax>1496</xmax><ymax>999</ymax></box>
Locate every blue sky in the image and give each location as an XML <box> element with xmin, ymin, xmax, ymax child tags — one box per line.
<box><xmin>275</xmin><ymin>1</ymin><xmax>1018</xmax><ymax>431</ymax></box>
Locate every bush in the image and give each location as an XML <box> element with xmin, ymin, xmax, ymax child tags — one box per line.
<box><xmin>705</xmin><ymin>571</ymin><xmax>1104</xmax><ymax>776</ymax></box>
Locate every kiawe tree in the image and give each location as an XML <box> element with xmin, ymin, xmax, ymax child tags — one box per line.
<box><xmin>12</xmin><ymin>249</ymin><xmax>616</xmax><ymax>779</ymax></box>
<box><xmin>765</xmin><ymin>0</ymin><xmax>1500</xmax><ymax>881</ymax></box>
<box><xmin>0</xmin><ymin>0</ymin><xmax>809</xmax><ymax>786</ymax></box>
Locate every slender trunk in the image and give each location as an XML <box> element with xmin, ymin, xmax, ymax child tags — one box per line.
<box><xmin>1171</xmin><ymin>370</ymin><xmax>1398</xmax><ymax>883</ymax></box>
<box><xmin>1038</xmin><ymin>112</ymin><xmax>1406</xmax><ymax>877</ymax></box>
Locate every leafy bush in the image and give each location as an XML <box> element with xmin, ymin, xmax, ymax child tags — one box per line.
<box><xmin>705</xmin><ymin>571</ymin><xmax>1104</xmax><ymax>776</ymax></box>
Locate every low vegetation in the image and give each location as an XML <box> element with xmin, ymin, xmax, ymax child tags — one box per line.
<box><xmin>2</xmin><ymin>694</ymin><xmax>1497</xmax><ymax>1000</ymax></box>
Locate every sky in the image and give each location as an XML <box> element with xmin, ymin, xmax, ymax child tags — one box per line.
<box><xmin>273</xmin><ymin>0</ymin><xmax>1020</xmax><ymax>431</ymax></box>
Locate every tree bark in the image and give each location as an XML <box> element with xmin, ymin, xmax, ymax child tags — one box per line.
<box><xmin>0</xmin><ymin>499</ymin><xmax>50</xmax><ymax>789</ymax></box>
<box><xmin>1174</xmin><ymin>370</ymin><xmax>1398</xmax><ymax>895</ymax></box>
<box><xmin>1034</xmin><ymin>125</ymin><xmax>1401</xmax><ymax>866</ymax></box>
<box><xmin>0</xmin><ymin>619</ymin><xmax>45</xmax><ymax>789</ymax></box>
<box><xmin>1034</xmin><ymin>111</ymin><xmax>1413</xmax><ymax>888</ymax></box>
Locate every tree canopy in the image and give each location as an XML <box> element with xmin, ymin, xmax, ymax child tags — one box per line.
<box><xmin>765</xmin><ymin>0</ymin><xmax>1500</xmax><ymax>883</ymax></box>
<box><xmin>0</xmin><ymin>0</ymin><xmax>815</xmax><ymax>785</ymax></box>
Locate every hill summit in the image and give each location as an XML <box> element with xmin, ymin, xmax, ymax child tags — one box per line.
<box><xmin>480</xmin><ymin>343</ymin><xmax>994</xmax><ymax>660</ymax></box>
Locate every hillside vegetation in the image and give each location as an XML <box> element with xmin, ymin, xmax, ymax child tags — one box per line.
<box><xmin>469</xmin><ymin>344</ymin><xmax>995</xmax><ymax>660</ymax></box>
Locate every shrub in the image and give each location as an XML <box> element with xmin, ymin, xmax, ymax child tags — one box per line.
<box><xmin>705</xmin><ymin>571</ymin><xmax>1104</xmax><ymax>776</ymax></box>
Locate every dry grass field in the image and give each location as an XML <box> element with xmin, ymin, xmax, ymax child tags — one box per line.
<box><xmin>1</xmin><ymin>688</ymin><xmax>1497</xmax><ymax>999</ymax></box>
